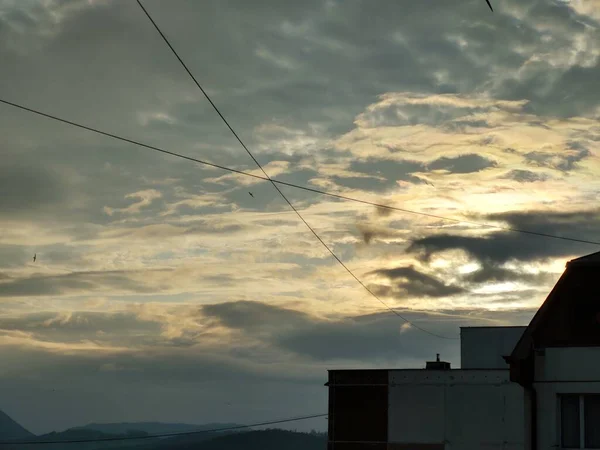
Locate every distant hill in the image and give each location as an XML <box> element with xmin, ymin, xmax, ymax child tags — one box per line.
<box><xmin>117</xmin><ymin>429</ymin><xmax>327</xmax><ymax>450</ymax></box>
<box><xmin>0</xmin><ymin>413</ymin><xmax>327</xmax><ymax>450</ymax></box>
<box><xmin>0</xmin><ymin>428</ymin><xmax>150</xmax><ymax>450</ymax></box>
<box><xmin>161</xmin><ymin>429</ymin><xmax>327</xmax><ymax>450</ymax></box>
<box><xmin>0</xmin><ymin>409</ymin><xmax>34</xmax><ymax>441</ymax></box>
<box><xmin>70</xmin><ymin>422</ymin><xmax>242</xmax><ymax>435</ymax></box>
<box><xmin>0</xmin><ymin>421</ymin><xmax>246</xmax><ymax>450</ymax></box>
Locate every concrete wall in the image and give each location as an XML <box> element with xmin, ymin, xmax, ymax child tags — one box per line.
<box><xmin>461</xmin><ymin>327</ymin><xmax>526</xmax><ymax>369</ymax></box>
<box><xmin>535</xmin><ymin>347</ymin><xmax>600</xmax><ymax>382</ymax></box>
<box><xmin>388</xmin><ymin>370</ymin><xmax>527</xmax><ymax>450</ymax></box>
<box><xmin>534</xmin><ymin>347</ymin><xmax>600</xmax><ymax>450</ymax></box>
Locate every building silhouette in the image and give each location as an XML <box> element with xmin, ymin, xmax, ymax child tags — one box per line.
<box><xmin>326</xmin><ymin>251</ymin><xmax>600</xmax><ymax>450</ymax></box>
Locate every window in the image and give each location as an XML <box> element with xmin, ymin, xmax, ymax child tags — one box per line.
<box><xmin>560</xmin><ymin>394</ymin><xmax>600</xmax><ymax>449</ymax></box>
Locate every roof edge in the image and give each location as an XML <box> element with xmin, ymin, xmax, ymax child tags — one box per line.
<box><xmin>567</xmin><ymin>259</ymin><xmax>600</xmax><ymax>267</ymax></box>
<box><xmin>567</xmin><ymin>251</ymin><xmax>600</xmax><ymax>267</ymax></box>
<box><xmin>509</xmin><ymin>267</ymin><xmax>571</xmax><ymax>362</ymax></box>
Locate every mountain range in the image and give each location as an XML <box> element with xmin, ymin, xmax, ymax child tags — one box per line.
<box><xmin>0</xmin><ymin>409</ymin><xmax>326</xmax><ymax>450</ymax></box>
<box><xmin>0</xmin><ymin>409</ymin><xmax>34</xmax><ymax>441</ymax></box>
<box><xmin>70</xmin><ymin>422</ymin><xmax>240</xmax><ymax>435</ymax></box>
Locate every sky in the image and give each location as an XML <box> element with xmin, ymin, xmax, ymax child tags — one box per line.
<box><xmin>1</xmin><ymin>0</ymin><xmax>600</xmax><ymax>436</ymax></box>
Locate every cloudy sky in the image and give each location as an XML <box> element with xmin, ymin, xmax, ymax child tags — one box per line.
<box><xmin>1</xmin><ymin>0</ymin><xmax>600</xmax><ymax>435</ymax></box>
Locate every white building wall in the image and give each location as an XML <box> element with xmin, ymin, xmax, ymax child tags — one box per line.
<box><xmin>389</xmin><ymin>370</ymin><xmax>527</xmax><ymax>450</ymax></box>
<box><xmin>534</xmin><ymin>347</ymin><xmax>600</xmax><ymax>450</ymax></box>
<box><xmin>535</xmin><ymin>347</ymin><xmax>600</xmax><ymax>381</ymax></box>
<box><xmin>524</xmin><ymin>388</ymin><xmax>533</xmax><ymax>450</ymax></box>
<box><xmin>461</xmin><ymin>327</ymin><xmax>526</xmax><ymax>369</ymax></box>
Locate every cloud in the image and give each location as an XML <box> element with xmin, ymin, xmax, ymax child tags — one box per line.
<box><xmin>367</xmin><ymin>265</ymin><xmax>464</xmax><ymax>298</ymax></box>
<box><xmin>0</xmin><ymin>311</ymin><xmax>162</xmax><ymax>346</ymax></box>
<box><xmin>0</xmin><ymin>245</ymin><xmax>32</xmax><ymax>269</ymax></box>
<box><xmin>502</xmin><ymin>169</ymin><xmax>549</xmax><ymax>183</ymax></box>
<box><xmin>0</xmin><ymin>269</ymin><xmax>163</xmax><ymax>297</ymax></box>
<box><xmin>356</xmin><ymin>222</ymin><xmax>408</xmax><ymax>245</ymax></box>
<box><xmin>524</xmin><ymin>146</ymin><xmax>590</xmax><ymax>172</ymax></box>
<box><xmin>489</xmin><ymin>209</ymin><xmax>600</xmax><ymax>242</ymax></box>
<box><xmin>104</xmin><ymin>189</ymin><xmax>163</xmax><ymax>216</ymax></box>
<box><xmin>201</xmin><ymin>300</ymin><xmax>314</xmax><ymax>331</ymax></box>
<box><xmin>199</xmin><ymin>300</ymin><xmax>533</xmax><ymax>362</ymax></box>
<box><xmin>375</xmin><ymin>204</ymin><xmax>394</xmax><ymax>217</ymax></box>
<box><xmin>461</xmin><ymin>262</ymin><xmax>556</xmax><ymax>285</ymax></box>
<box><xmin>276</xmin><ymin>314</ymin><xmax>459</xmax><ymax>362</ymax></box>
<box><xmin>0</xmin><ymin>297</ymin><xmax>540</xmax><ymax>434</ymax></box>
<box><xmin>427</xmin><ymin>154</ymin><xmax>497</xmax><ymax>174</ymax></box>
<box><xmin>349</xmin><ymin>158</ymin><xmax>426</xmax><ymax>187</ymax></box>
<box><xmin>353</xmin><ymin>93</ymin><xmax>529</xmax><ymax>130</ymax></box>
<box><xmin>408</xmin><ymin>209</ymin><xmax>600</xmax><ymax>264</ymax></box>
<box><xmin>0</xmin><ymin>163</ymin><xmax>69</xmax><ymax>217</ymax></box>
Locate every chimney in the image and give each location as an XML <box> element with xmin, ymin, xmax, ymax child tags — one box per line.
<box><xmin>426</xmin><ymin>354</ymin><xmax>451</xmax><ymax>370</ymax></box>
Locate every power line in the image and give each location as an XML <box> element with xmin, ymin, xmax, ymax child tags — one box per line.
<box><xmin>132</xmin><ymin>3</ymin><xmax>599</xmax><ymax>249</ymax></box>
<box><xmin>135</xmin><ymin>0</ymin><xmax>459</xmax><ymax>340</ymax></box>
<box><xmin>0</xmin><ymin>413</ymin><xmax>328</xmax><ymax>446</ymax></box>
<box><xmin>1</xmin><ymin>99</ymin><xmax>598</xmax><ymax>248</ymax></box>
<box><xmin>3</xmin><ymin>99</ymin><xmax>600</xmax><ymax>338</ymax></box>
<box><xmin>137</xmin><ymin>0</ymin><xmax>600</xmax><ymax>335</ymax></box>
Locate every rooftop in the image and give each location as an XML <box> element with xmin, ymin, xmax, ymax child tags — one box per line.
<box><xmin>567</xmin><ymin>250</ymin><xmax>600</xmax><ymax>267</ymax></box>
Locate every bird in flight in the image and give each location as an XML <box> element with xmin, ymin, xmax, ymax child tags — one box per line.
<box><xmin>33</xmin><ymin>254</ymin><xmax>36</xmax><ymax>263</ymax></box>
<box><xmin>485</xmin><ymin>0</ymin><xmax>493</xmax><ymax>11</ymax></box>
<box><xmin>248</xmin><ymin>192</ymin><xmax>254</xmax><ymax>198</ymax></box>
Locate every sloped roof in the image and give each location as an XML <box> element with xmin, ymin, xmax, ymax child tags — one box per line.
<box><xmin>508</xmin><ymin>251</ymin><xmax>600</xmax><ymax>384</ymax></box>
<box><xmin>567</xmin><ymin>250</ymin><xmax>600</xmax><ymax>267</ymax></box>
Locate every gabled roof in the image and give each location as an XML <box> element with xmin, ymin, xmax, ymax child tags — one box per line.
<box><xmin>508</xmin><ymin>271</ymin><xmax>568</xmax><ymax>361</ymax></box>
<box><xmin>508</xmin><ymin>251</ymin><xmax>600</xmax><ymax>385</ymax></box>
<box><xmin>567</xmin><ymin>250</ymin><xmax>600</xmax><ymax>267</ymax></box>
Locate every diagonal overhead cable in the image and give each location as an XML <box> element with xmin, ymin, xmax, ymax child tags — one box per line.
<box><xmin>0</xmin><ymin>413</ymin><xmax>328</xmax><ymax>446</ymax></box>
<box><xmin>486</xmin><ymin>0</ymin><xmax>494</xmax><ymax>12</ymax></box>
<box><xmin>134</xmin><ymin>2</ymin><xmax>600</xmax><ymax>251</ymax></box>
<box><xmin>4</xmin><ymin>99</ymin><xmax>599</xmax><ymax>339</ymax></box>
<box><xmin>135</xmin><ymin>0</ymin><xmax>461</xmax><ymax>340</ymax></box>
<box><xmin>1</xmin><ymin>98</ymin><xmax>599</xmax><ymax>249</ymax></box>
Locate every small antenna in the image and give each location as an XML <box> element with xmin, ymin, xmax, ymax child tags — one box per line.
<box><xmin>436</xmin><ymin>353</ymin><xmax>440</xmax><ymax>362</ymax></box>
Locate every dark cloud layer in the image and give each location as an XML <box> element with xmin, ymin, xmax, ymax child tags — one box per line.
<box><xmin>427</xmin><ymin>154</ymin><xmax>497</xmax><ymax>174</ymax></box>
<box><xmin>356</xmin><ymin>222</ymin><xmax>408</xmax><ymax>245</ymax></box>
<box><xmin>200</xmin><ymin>300</ymin><xmax>531</xmax><ymax>362</ymax></box>
<box><xmin>0</xmin><ymin>164</ymin><xmax>68</xmax><ymax>216</ymax></box>
<box><xmin>349</xmin><ymin>159</ymin><xmax>426</xmax><ymax>187</ymax></box>
<box><xmin>201</xmin><ymin>301</ymin><xmax>314</xmax><ymax>331</ymax></box>
<box><xmin>462</xmin><ymin>262</ymin><xmax>557</xmax><ymax>286</ymax></box>
<box><xmin>524</xmin><ymin>146</ymin><xmax>590</xmax><ymax>172</ymax></box>
<box><xmin>368</xmin><ymin>266</ymin><xmax>464</xmax><ymax>298</ymax></box>
<box><xmin>0</xmin><ymin>299</ymin><xmax>540</xmax><ymax>433</ymax></box>
<box><xmin>502</xmin><ymin>169</ymin><xmax>549</xmax><ymax>183</ymax></box>
<box><xmin>408</xmin><ymin>209</ymin><xmax>600</xmax><ymax>264</ymax></box>
<box><xmin>0</xmin><ymin>270</ymin><xmax>165</xmax><ymax>297</ymax></box>
<box><xmin>0</xmin><ymin>311</ymin><xmax>162</xmax><ymax>346</ymax></box>
<box><xmin>344</xmin><ymin>153</ymin><xmax>497</xmax><ymax>194</ymax></box>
